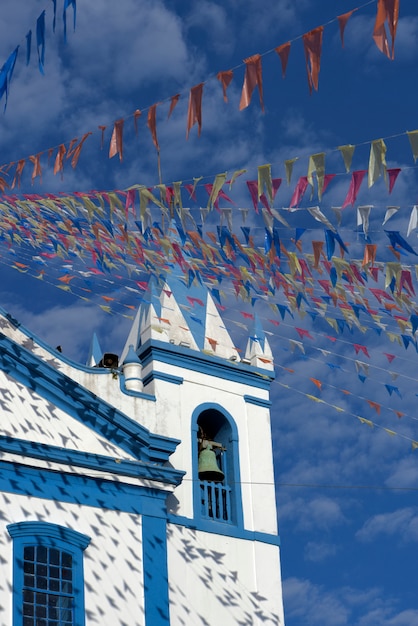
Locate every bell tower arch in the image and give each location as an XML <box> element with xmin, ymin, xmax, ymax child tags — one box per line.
<box><xmin>192</xmin><ymin>404</ymin><xmax>244</xmax><ymax>527</ymax></box>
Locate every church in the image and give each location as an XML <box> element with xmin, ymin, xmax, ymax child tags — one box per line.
<box><xmin>0</xmin><ymin>280</ymin><xmax>285</xmax><ymax>625</ymax></box>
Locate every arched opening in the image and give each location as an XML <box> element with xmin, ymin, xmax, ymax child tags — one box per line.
<box><xmin>193</xmin><ymin>405</ymin><xmax>243</xmax><ymax>527</ymax></box>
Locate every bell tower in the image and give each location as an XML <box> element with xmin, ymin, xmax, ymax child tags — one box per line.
<box><xmin>117</xmin><ymin>277</ymin><xmax>286</xmax><ymax>624</ymax></box>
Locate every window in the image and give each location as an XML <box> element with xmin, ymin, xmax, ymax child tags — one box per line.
<box><xmin>193</xmin><ymin>405</ymin><xmax>243</xmax><ymax>527</ymax></box>
<box><xmin>7</xmin><ymin>522</ymin><xmax>90</xmax><ymax>626</ymax></box>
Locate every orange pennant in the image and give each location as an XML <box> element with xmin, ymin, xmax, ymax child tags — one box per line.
<box><xmin>362</xmin><ymin>243</ymin><xmax>377</xmax><ymax>267</ymax></box>
<box><xmin>109</xmin><ymin>119</ymin><xmax>124</xmax><ymax>160</ymax></box>
<box><xmin>133</xmin><ymin>109</ymin><xmax>142</xmax><ymax>135</ymax></box>
<box><xmin>302</xmin><ymin>26</ymin><xmax>324</xmax><ymax>94</ymax></box>
<box><xmin>11</xmin><ymin>159</ymin><xmax>26</xmax><ymax>189</ymax></box>
<box><xmin>53</xmin><ymin>144</ymin><xmax>66</xmax><ymax>176</ymax></box>
<box><xmin>186</xmin><ymin>83</ymin><xmax>204</xmax><ymax>139</ymax></box>
<box><xmin>147</xmin><ymin>104</ymin><xmax>160</xmax><ymax>152</ymax></box>
<box><xmin>168</xmin><ymin>95</ymin><xmax>180</xmax><ymax>119</ymax></box>
<box><xmin>98</xmin><ymin>125</ymin><xmax>107</xmax><ymax>149</ymax></box>
<box><xmin>29</xmin><ymin>153</ymin><xmax>42</xmax><ymax>184</ymax></box>
<box><xmin>275</xmin><ymin>42</ymin><xmax>291</xmax><ymax>77</ymax></box>
<box><xmin>367</xmin><ymin>400</ymin><xmax>381</xmax><ymax>414</ymax></box>
<box><xmin>239</xmin><ymin>54</ymin><xmax>264</xmax><ymax>111</ymax></box>
<box><xmin>310</xmin><ymin>378</ymin><xmax>322</xmax><ymax>391</ymax></box>
<box><xmin>373</xmin><ymin>0</ymin><xmax>399</xmax><ymax>59</ymax></box>
<box><xmin>217</xmin><ymin>70</ymin><xmax>233</xmax><ymax>102</ymax></box>
<box><xmin>337</xmin><ymin>10</ymin><xmax>355</xmax><ymax>47</ymax></box>
<box><xmin>69</xmin><ymin>132</ymin><xmax>92</xmax><ymax>169</ymax></box>
<box><xmin>312</xmin><ymin>241</ymin><xmax>324</xmax><ymax>268</ymax></box>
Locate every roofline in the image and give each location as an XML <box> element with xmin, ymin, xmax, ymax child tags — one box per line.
<box><xmin>138</xmin><ymin>338</ymin><xmax>275</xmax><ymax>390</ymax></box>
<box><xmin>0</xmin><ymin>331</ymin><xmax>180</xmax><ymax>464</ymax></box>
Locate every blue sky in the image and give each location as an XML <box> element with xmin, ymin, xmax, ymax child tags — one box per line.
<box><xmin>2</xmin><ymin>1</ymin><xmax>418</xmax><ymax>624</ymax></box>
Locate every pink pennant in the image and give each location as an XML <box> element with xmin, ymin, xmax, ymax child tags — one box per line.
<box><xmin>290</xmin><ymin>176</ymin><xmax>309</xmax><ymax>208</ymax></box>
<box><xmin>322</xmin><ymin>173</ymin><xmax>336</xmax><ymax>196</ymax></box>
<box><xmin>342</xmin><ymin>170</ymin><xmax>367</xmax><ymax>208</ymax></box>
<box><xmin>246</xmin><ymin>180</ymin><xmax>259</xmax><ymax>212</ymax></box>
<box><xmin>295</xmin><ymin>327</ymin><xmax>313</xmax><ymax>340</ymax></box>
<box><xmin>184</xmin><ymin>184</ymin><xmax>197</xmax><ymax>201</ymax></box>
<box><xmin>354</xmin><ymin>344</ymin><xmax>370</xmax><ymax>358</ymax></box>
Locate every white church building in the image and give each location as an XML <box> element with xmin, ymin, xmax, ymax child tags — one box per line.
<box><xmin>0</xmin><ymin>280</ymin><xmax>285</xmax><ymax>625</ymax></box>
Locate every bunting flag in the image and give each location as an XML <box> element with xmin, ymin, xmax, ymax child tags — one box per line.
<box><xmin>387</xmin><ymin>168</ymin><xmax>401</xmax><ymax>194</ymax></box>
<box><xmin>373</xmin><ymin>0</ymin><xmax>399</xmax><ymax>60</ymax></box>
<box><xmin>168</xmin><ymin>94</ymin><xmax>180</xmax><ymax>119</ymax></box>
<box><xmin>53</xmin><ymin>144</ymin><xmax>66</xmax><ymax>177</ymax></box>
<box><xmin>109</xmin><ymin>119</ymin><xmax>124</xmax><ymax>161</ymax></box>
<box><xmin>285</xmin><ymin>158</ymin><xmax>298</xmax><ymax>185</ymax></box>
<box><xmin>258</xmin><ymin>164</ymin><xmax>273</xmax><ymax>205</ymax></box>
<box><xmin>68</xmin><ymin>132</ymin><xmax>92</xmax><ymax>169</ymax></box>
<box><xmin>239</xmin><ymin>54</ymin><xmax>264</xmax><ymax>112</ymax></box>
<box><xmin>0</xmin><ymin>47</ymin><xmax>19</xmax><ymax>110</ymax></box>
<box><xmin>368</xmin><ymin>139</ymin><xmax>387</xmax><ymax>187</ymax></box>
<box><xmin>342</xmin><ymin>170</ymin><xmax>367</xmax><ymax>208</ymax></box>
<box><xmin>147</xmin><ymin>104</ymin><xmax>160</xmax><ymax>152</ymax></box>
<box><xmin>407</xmin><ymin>130</ymin><xmax>418</xmax><ymax>162</ymax></box>
<box><xmin>29</xmin><ymin>154</ymin><xmax>42</xmax><ymax>183</ymax></box>
<box><xmin>290</xmin><ymin>177</ymin><xmax>310</xmax><ymax>208</ymax></box>
<box><xmin>275</xmin><ymin>42</ymin><xmax>291</xmax><ymax>77</ymax></box>
<box><xmin>337</xmin><ymin>10</ymin><xmax>355</xmax><ymax>47</ymax></box>
<box><xmin>36</xmin><ymin>11</ymin><xmax>46</xmax><ymax>75</ymax></box>
<box><xmin>307</xmin><ymin>153</ymin><xmax>326</xmax><ymax>199</ymax></box>
<box><xmin>302</xmin><ymin>27</ymin><xmax>323</xmax><ymax>94</ymax></box>
<box><xmin>217</xmin><ymin>70</ymin><xmax>234</xmax><ymax>102</ymax></box>
<box><xmin>338</xmin><ymin>145</ymin><xmax>355</xmax><ymax>173</ymax></box>
<box><xmin>63</xmin><ymin>0</ymin><xmax>77</xmax><ymax>43</ymax></box>
<box><xmin>186</xmin><ymin>83</ymin><xmax>204</xmax><ymax>139</ymax></box>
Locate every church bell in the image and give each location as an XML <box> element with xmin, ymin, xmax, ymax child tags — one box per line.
<box><xmin>198</xmin><ymin>445</ymin><xmax>225</xmax><ymax>482</ymax></box>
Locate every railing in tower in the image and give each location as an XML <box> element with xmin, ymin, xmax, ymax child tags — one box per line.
<box><xmin>200</xmin><ymin>481</ymin><xmax>231</xmax><ymax>522</ymax></box>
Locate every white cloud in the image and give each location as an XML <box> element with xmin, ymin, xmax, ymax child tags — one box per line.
<box><xmin>304</xmin><ymin>540</ymin><xmax>337</xmax><ymax>562</ymax></box>
<box><xmin>280</xmin><ymin>495</ymin><xmax>346</xmax><ymax>532</ymax></box>
<box><xmin>356</xmin><ymin>507</ymin><xmax>418</xmax><ymax>543</ymax></box>
<box><xmin>283</xmin><ymin>577</ymin><xmax>418</xmax><ymax>626</ymax></box>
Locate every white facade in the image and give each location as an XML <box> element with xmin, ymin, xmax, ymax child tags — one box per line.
<box><xmin>0</xmin><ymin>281</ymin><xmax>285</xmax><ymax>625</ymax></box>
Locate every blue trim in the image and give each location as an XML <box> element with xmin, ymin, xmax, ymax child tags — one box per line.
<box><xmin>0</xmin><ymin>459</ymin><xmax>170</xmax><ymax>516</ymax></box>
<box><xmin>142</xmin><ymin>370</ymin><xmax>184</xmax><ymax>386</ymax></box>
<box><xmin>138</xmin><ymin>339</ymin><xmax>274</xmax><ymax>390</ymax></box>
<box><xmin>167</xmin><ymin>515</ymin><xmax>281</xmax><ymax>546</ymax></box>
<box><xmin>0</xmin><ymin>434</ymin><xmax>184</xmax><ymax>485</ymax></box>
<box><xmin>7</xmin><ymin>521</ymin><xmax>91</xmax><ymax>550</ymax></box>
<box><xmin>0</xmin><ymin>332</ymin><xmax>179</xmax><ymax>464</ymax></box>
<box><xmin>7</xmin><ymin>521</ymin><xmax>90</xmax><ymax>626</ymax></box>
<box><xmin>0</xmin><ymin>309</ymin><xmax>113</xmax><ymax>375</ymax></box>
<box><xmin>244</xmin><ymin>394</ymin><xmax>272</xmax><ymax>408</ymax></box>
<box><xmin>191</xmin><ymin>403</ymin><xmax>244</xmax><ymax>529</ymax></box>
<box><xmin>142</xmin><ymin>515</ymin><xmax>170</xmax><ymax>625</ymax></box>
<box><xmin>117</xmin><ymin>375</ymin><xmax>157</xmax><ymax>400</ymax></box>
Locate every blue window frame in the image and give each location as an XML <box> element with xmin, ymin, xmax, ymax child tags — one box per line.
<box><xmin>7</xmin><ymin>522</ymin><xmax>90</xmax><ymax>626</ymax></box>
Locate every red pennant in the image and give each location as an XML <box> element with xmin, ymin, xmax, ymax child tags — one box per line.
<box><xmin>387</xmin><ymin>167</ymin><xmax>401</xmax><ymax>193</ymax></box>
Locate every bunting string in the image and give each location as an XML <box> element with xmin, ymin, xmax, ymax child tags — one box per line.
<box><xmin>0</xmin><ymin>0</ymin><xmax>399</xmax><ymax>187</ymax></box>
